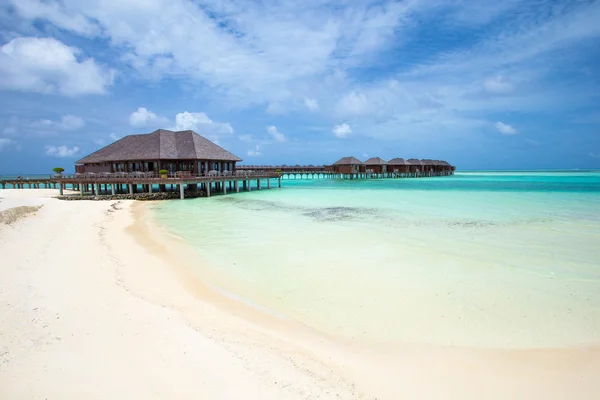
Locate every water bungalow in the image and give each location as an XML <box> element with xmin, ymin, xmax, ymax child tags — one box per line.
<box><xmin>76</xmin><ymin>129</ymin><xmax>241</xmax><ymax>175</ymax></box>
<box><xmin>332</xmin><ymin>157</ymin><xmax>365</xmax><ymax>174</ymax></box>
<box><xmin>364</xmin><ymin>157</ymin><xmax>388</xmax><ymax>174</ymax></box>
<box><xmin>387</xmin><ymin>158</ymin><xmax>410</xmax><ymax>174</ymax></box>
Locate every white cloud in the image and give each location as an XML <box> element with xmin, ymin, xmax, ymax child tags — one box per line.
<box><xmin>332</xmin><ymin>123</ymin><xmax>352</xmax><ymax>138</ymax></box>
<box><xmin>10</xmin><ymin>0</ymin><xmax>99</xmax><ymax>36</ymax></box>
<box><xmin>4</xmin><ymin>0</ymin><xmax>600</xmax><ymax>149</ymax></box>
<box><xmin>36</xmin><ymin>114</ymin><xmax>85</xmax><ymax>131</ymax></box>
<box><xmin>94</xmin><ymin>132</ymin><xmax>121</xmax><ymax>146</ymax></box>
<box><xmin>247</xmin><ymin>145</ymin><xmax>261</xmax><ymax>157</ymax></box>
<box><xmin>129</xmin><ymin>107</ymin><xmax>167</xmax><ymax>127</ymax></box>
<box><xmin>60</xmin><ymin>115</ymin><xmax>85</xmax><ymax>130</ymax></box>
<box><xmin>495</xmin><ymin>121</ymin><xmax>518</xmax><ymax>135</ymax></box>
<box><xmin>0</xmin><ymin>138</ymin><xmax>15</xmax><ymax>151</ymax></box>
<box><xmin>174</xmin><ymin>112</ymin><xmax>234</xmax><ymax>136</ymax></box>
<box><xmin>0</xmin><ymin>37</ymin><xmax>114</xmax><ymax>96</ymax></box>
<box><xmin>304</xmin><ymin>97</ymin><xmax>319</xmax><ymax>111</ymax></box>
<box><xmin>483</xmin><ymin>75</ymin><xmax>514</xmax><ymax>95</ymax></box>
<box><xmin>336</xmin><ymin>91</ymin><xmax>370</xmax><ymax>116</ymax></box>
<box><xmin>239</xmin><ymin>134</ymin><xmax>254</xmax><ymax>142</ymax></box>
<box><xmin>267</xmin><ymin>125</ymin><xmax>286</xmax><ymax>142</ymax></box>
<box><xmin>45</xmin><ymin>145</ymin><xmax>80</xmax><ymax>157</ymax></box>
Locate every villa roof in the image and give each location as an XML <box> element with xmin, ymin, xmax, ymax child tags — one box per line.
<box><xmin>76</xmin><ymin>129</ymin><xmax>242</xmax><ymax>164</ymax></box>
<box><xmin>364</xmin><ymin>157</ymin><xmax>388</xmax><ymax>165</ymax></box>
<box><xmin>387</xmin><ymin>157</ymin><xmax>410</xmax><ymax>165</ymax></box>
<box><xmin>333</xmin><ymin>156</ymin><xmax>363</xmax><ymax>165</ymax></box>
<box><xmin>406</xmin><ymin>158</ymin><xmax>423</xmax><ymax>165</ymax></box>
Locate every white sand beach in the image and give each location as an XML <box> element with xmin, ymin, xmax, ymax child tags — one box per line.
<box><xmin>1</xmin><ymin>189</ymin><xmax>599</xmax><ymax>400</ymax></box>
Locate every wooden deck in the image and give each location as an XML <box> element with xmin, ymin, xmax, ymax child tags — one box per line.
<box><xmin>1</xmin><ymin>172</ymin><xmax>281</xmax><ymax>199</ymax></box>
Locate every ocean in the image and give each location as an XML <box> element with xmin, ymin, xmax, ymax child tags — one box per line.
<box><xmin>150</xmin><ymin>171</ymin><xmax>600</xmax><ymax>348</ymax></box>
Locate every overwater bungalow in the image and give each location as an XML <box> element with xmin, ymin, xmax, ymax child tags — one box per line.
<box><xmin>332</xmin><ymin>156</ymin><xmax>365</xmax><ymax>174</ymax></box>
<box><xmin>364</xmin><ymin>157</ymin><xmax>388</xmax><ymax>174</ymax></box>
<box><xmin>387</xmin><ymin>158</ymin><xmax>410</xmax><ymax>174</ymax></box>
<box><xmin>406</xmin><ymin>158</ymin><xmax>424</xmax><ymax>174</ymax></box>
<box><xmin>76</xmin><ymin>129</ymin><xmax>242</xmax><ymax>176</ymax></box>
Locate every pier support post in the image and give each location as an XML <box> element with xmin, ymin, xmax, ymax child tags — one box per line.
<box><xmin>80</xmin><ymin>184</ymin><xmax>84</xmax><ymax>196</ymax></box>
<box><xmin>59</xmin><ymin>184</ymin><xmax>64</xmax><ymax>196</ymax></box>
<box><xmin>96</xmin><ymin>183</ymin><xmax>101</xmax><ymax>195</ymax></box>
<box><xmin>235</xmin><ymin>180</ymin><xmax>239</xmax><ymax>193</ymax></box>
<box><xmin>248</xmin><ymin>180</ymin><xmax>251</xmax><ymax>191</ymax></box>
<box><xmin>278</xmin><ymin>177</ymin><xmax>281</xmax><ymax>188</ymax></box>
<box><xmin>111</xmin><ymin>184</ymin><xmax>115</xmax><ymax>195</ymax></box>
<box><xmin>223</xmin><ymin>181</ymin><xmax>227</xmax><ymax>194</ymax></box>
<box><xmin>148</xmin><ymin>184</ymin><xmax>152</xmax><ymax>193</ymax></box>
<box><xmin>129</xmin><ymin>184</ymin><xmax>134</xmax><ymax>194</ymax></box>
<box><xmin>267</xmin><ymin>179</ymin><xmax>271</xmax><ymax>189</ymax></box>
<box><xmin>206</xmin><ymin>182</ymin><xmax>211</xmax><ymax>197</ymax></box>
<box><xmin>257</xmin><ymin>179</ymin><xmax>261</xmax><ymax>190</ymax></box>
<box><xmin>179</xmin><ymin>184</ymin><xmax>185</xmax><ymax>200</ymax></box>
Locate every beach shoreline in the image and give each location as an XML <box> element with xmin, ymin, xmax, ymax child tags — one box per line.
<box><xmin>1</xmin><ymin>189</ymin><xmax>599</xmax><ymax>399</ymax></box>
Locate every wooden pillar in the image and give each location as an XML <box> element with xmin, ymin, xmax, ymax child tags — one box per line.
<box><xmin>235</xmin><ymin>180</ymin><xmax>239</xmax><ymax>193</ymax></box>
<box><xmin>206</xmin><ymin>182</ymin><xmax>211</xmax><ymax>197</ymax></box>
<box><xmin>179</xmin><ymin>184</ymin><xmax>185</xmax><ymax>200</ymax></box>
<box><xmin>95</xmin><ymin>183</ymin><xmax>101</xmax><ymax>195</ymax></box>
<box><xmin>59</xmin><ymin>184</ymin><xmax>64</xmax><ymax>196</ymax></box>
<box><xmin>257</xmin><ymin>179</ymin><xmax>261</xmax><ymax>190</ymax></box>
<box><xmin>223</xmin><ymin>181</ymin><xmax>227</xmax><ymax>194</ymax></box>
<box><xmin>148</xmin><ymin>184</ymin><xmax>152</xmax><ymax>193</ymax></box>
<box><xmin>80</xmin><ymin>184</ymin><xmax>84</xmax><ymax>196</ymax></box>
<box><xmin>129</xmin><ymin>184</ymin><xmax>134</xmax><ymax>194</ymax></box>
<box><xmin>247</xmin><ymin>180</ymin><xmax>251</xmax><ymax>191</ymax></box>
<box><xmin>267</xmin><ymin>178</ymin><xmax>271</xmax><ymax>189</ymax></box>
<box><xmin>278</xmin><ymin>177</ymin><xmax>281</xmax><ymax>188</ymax></box>
<box><xmin>111</xmin><ymin>184</ymin><xmax>116</xmax><ymax>195</ymax></box>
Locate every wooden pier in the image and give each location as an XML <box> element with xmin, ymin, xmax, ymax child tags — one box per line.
<box><xmin>1</xmin><ymin>171</ymin><xmax>281</xmax><ymax>200</ymax></box>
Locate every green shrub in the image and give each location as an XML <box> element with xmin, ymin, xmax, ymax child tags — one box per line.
<box><xmin>159</xmin><ymin>169</ymin><xmax>169</xmax><ymax>175</ymax></box>
<box><xmin>53</xmin><ymin>167</ymin><xmax>65</xmax><ymax>174</ymax></box>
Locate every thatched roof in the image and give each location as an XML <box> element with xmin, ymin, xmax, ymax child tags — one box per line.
<box><xmin>333</xmin><ymin>156</ymin><xmax>363</xmax><ymax>165</ymax></box>
<box><xmin>387</xmin><ymin>157</ymin><xmax>410</xmax><ymax>165</ymax></box>
<box><xmin>420</xmin><ymin>159</ymin><xmax>436</xmax><ymax>166</ymax></box>
<box><xmin>406</xmin><ymin>158</ymin><xmax>423</xmax><ymax>165</ymax></box>
<box><xmin>364</xmin><ymin>157</ymin><xmax>388</xmax><ymax>165</ymax></box>
<box><xmin>77</xmin><ymin>129</ymin><xmax>242</xmax><ymax>164</ymax></box>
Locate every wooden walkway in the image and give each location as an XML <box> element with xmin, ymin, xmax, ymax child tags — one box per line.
<box><xmin>1</xmin><ymin>172</ymin><xmax>281</xmax><ymax>199</ymax></box>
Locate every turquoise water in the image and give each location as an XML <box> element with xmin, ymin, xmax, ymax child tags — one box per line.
<box><xmin>152</xmin><ymin>172</ymin><xmax>600</xmax><ymax>348</ymax></box>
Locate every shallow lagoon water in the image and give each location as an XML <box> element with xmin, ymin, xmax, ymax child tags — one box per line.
<box><xmin>152</xmin><ymin>172</ymin><xmax>600</xmax><ymax>348</ymax></box>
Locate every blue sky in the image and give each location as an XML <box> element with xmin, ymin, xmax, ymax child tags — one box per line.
<box><xmin>0</xmin><ymin>0</ymin><xmax>599</xmax><ymax>174</ymax></box>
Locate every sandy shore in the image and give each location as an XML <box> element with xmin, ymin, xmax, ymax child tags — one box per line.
<box><xmin>1</xmin><ymin>189</ymin><xmax>598</xmax><ymax>399</ymax></box>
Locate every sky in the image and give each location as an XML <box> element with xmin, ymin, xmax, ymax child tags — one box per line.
<box><xmin>0</xmin><ymin>0</ymin><xmax>599</xmax><ymax>174</ymax></box>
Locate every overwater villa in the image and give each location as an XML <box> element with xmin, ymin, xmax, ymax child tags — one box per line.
<box><xmin>330</xmin><ymin>156</ymin><xmax>454</xmax><ymax>177</ymax></box>
<box><xmin>332</xmin><ymin>156</ymin><xmax>366</xmax><ymax>174</ymax></box>
<box><xmin>75</xmin><ymin>129</ymin><xmax>242</xmax><ymax>176</ymax></box>
<box><xmin>363</xmin><ymin>157</ymin><xmax>388</xmax><ymax>174</ymax></box>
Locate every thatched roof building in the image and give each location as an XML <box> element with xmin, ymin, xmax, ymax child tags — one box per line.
<box><xmin>76</xmin><ymin>129</ymin><xmax>242</xmax><ymax>175</ymax></box>
<box><xmin>333</xmin><ymin>156</ymin><xmax>363</xmax><ymax>165</ymax></box>
<box><xmin>332</xmin><ymin>156</ymin><xmax>364</xmax><ymax>174</ymax></box>
<box><xmin>364</xmin><ymin>157</ymin><xmax>387</xmax><ymax>165</ymax></box>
